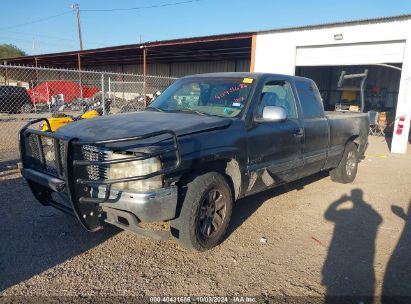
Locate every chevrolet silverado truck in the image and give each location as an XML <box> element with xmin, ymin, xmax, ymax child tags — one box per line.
<box><xmin>20</xmin><ymin>72</ymin><xmax>368</xmax><ymax>251</ymax></box>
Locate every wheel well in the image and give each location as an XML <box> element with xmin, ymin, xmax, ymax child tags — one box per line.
<box><xmin>347</xmin><ymin>135</ymin><xmax>360</xmax><ymax>149</ymax></box>
<box><xmin>181</xmin><ymin>159</ymin><xmax>242</xmax><ymax>200</ymax></box>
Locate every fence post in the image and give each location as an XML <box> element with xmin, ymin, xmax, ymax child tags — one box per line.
<box><xmin>101</xmin><ymin>73</ymin><xmax>106</xmax><ymax>116</ymax></box>
<box><xmin>46</xmin><ymin>82</ymin><xmax>51</xmax><ymax>113</ymax></box>
<box><xmin>108</xmin><ymin>76</ymin><xmax>111</xmax><ymax>99</ymax></box>
<box><xmin>31</xmin><ymin>80</ymin><xmax>37</xmax><ymax>113</ymax></box>
<box><xmin>143</xmin><ymin>47</ymin><xmax>147</xmax><ymax>108</ymax></box>
<box><xmin>78</xmin><ymin>54</ymin><xmax>83</xmax><ymax>99</ymax></box>
<box><xmin>5</xmin><ymin>65</ymin><xmax>8</xmax><ymax>85</ymax></box>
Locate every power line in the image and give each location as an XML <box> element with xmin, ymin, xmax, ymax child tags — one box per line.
<box><xmin>81</xmin><ymin>0</ymin><xmax>203</xmax><ymax>12</ymax></box>
<box><xmin>3</xmin><ymin>30</ymin><xmax>78</xmax><ymax>43</ymax></box>
<box><xmin>2</xmin><ymin>29</ymin><xmax>103</xmax><ymax>46</ymax></box>
<box><xmin>0</xmin><ymin>10</ymin><xmax>72</xmax><ymax>31</ymax></box>
<box><xmin>0</xmin><ymin>35</ymin><xmax>77</xmax><ymax>49</ymax></box>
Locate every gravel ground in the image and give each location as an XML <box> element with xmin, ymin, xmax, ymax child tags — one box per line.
<box><xmin>0</xmin><ymin>136</ymin><xmax>410</xmax><ymax>300</ymax></box>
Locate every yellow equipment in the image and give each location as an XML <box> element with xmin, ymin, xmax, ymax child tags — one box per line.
<box><xmin>341</xmin><ymin>90</ymin><xmax>357</xmax><ymax>102</ymax></box>
<box><xmin>80</xmin><ymin>109</ymin><xmax>99</xmax><ymax>119</ymax></box>
<box><xmin>42</xmin><ymin>109</ymin><xmax>100</xmax><ymax>132</ymax></box>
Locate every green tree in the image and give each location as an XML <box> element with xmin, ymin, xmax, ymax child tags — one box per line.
<box><xmin>0</xmin><ymin>44</ymin><xmax>26</xmax><ymax>59</ymax></box>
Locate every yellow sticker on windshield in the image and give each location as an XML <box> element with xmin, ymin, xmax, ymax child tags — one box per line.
<box><xmin>243</xmin><ymin>78</ymin><xmax>253</xmax><ymax>84</ymax></box>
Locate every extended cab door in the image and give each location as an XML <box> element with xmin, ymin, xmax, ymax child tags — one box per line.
<box><xmin>294</xmin><ymin>79</ymin><xmax>329</xmax><ymax>175</ymax></box>
<box><xmin>246</xmin><ymin>78</ymin><xmax>304</xmax><ymax>194</ymax></box>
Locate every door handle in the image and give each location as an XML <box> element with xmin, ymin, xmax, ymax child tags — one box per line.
<box><xmin>293</xmin><ymin>128</ymin><xmax>304</xmax><ymax>137</ymax></box>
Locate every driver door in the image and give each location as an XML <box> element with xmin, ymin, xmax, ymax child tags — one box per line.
<box><xmin>246</xmin><ymin>78</ymin><xmax>304</xmax><ymax>194</ymax></box>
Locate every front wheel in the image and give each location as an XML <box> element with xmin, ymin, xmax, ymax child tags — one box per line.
<box><xmin>330</xmin><ymin>142</ymin><xmax>359</xmax><ymax>184</ymax></box>
<box><xmin>170</xmin><ymin>172</ymin><xmax>233</xmax><ymax>251</ymax></box>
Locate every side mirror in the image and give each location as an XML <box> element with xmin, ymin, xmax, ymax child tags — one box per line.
<box><xmin>256</xmin><ymin>106</ymin><xmax>287</xmax><ymax>122</ymax></box>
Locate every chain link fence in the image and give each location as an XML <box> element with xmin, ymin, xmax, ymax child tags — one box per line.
<box><xmin>0</xmin><ymin>64</ymin><xmax>176</xmax><ymax>162</ymax></box>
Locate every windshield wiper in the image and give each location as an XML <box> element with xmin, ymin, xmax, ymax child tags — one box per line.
<box><xmin>174</xmin><ymin>108</ymin><xmax>209</xmax><ymax>116</ymax></box>
<box><xmin>146</xmin><ymin>106</ymin><xmax>165</xmax><ymax>112</ymax></box>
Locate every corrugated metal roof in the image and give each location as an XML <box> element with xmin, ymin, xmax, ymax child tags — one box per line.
<box><xmin>3</xmin><ymin>32</ymin><xmax>254</xmax><ymax>62</ymax></box>
<box><xmin>3</xmin><ymin>13</ymin><xmax>410</xmax><ymax>62</ymax></box>
<box><xmin>257</xmin><ymin>13</ymin><xmax>411</xmax><ymax>34</ymax></box>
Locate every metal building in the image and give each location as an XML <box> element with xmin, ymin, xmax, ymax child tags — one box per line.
<box><xmin>253</xmin><ymin>14</ymin><xmax>410</xmax><ymax>154</ymax></box>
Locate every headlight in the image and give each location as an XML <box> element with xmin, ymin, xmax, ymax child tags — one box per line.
<box><xmin>109</xmin><ymin>152</ymin><xmax>163</xmax><ymax>192</ymax></box>
<box><xmin>43</xmin><ymin>138</ymin><xmax>55</xmax><ymax>162</ymax></box>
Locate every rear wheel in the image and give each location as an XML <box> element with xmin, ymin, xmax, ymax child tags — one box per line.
<box><xmin>330</xmin><ymin>142</ymin><xmax>359</xmax><ymax>184</ymax></box>
<box><xmin>170</xmin><ymin>172</ymin><xmax>233</xmax><ymax>251</ymax></box>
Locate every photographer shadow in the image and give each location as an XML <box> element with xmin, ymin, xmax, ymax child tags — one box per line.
<box><xmin>322</xmin><ymin>189</ymin><xmax>382</xmax><ymax>304</ymax></box>
<box><xmin>382</xmin><ymin>200</ymin><xmax>411</xmax><ymax>303</ymax></box>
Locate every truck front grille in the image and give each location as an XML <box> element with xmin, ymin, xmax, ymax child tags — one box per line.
<box><xmin>82</xmin><ymin>145</ymin><xmax>110</xmax><ymax>180</ymax></box>
<box><xmin>42</xmin><ymin>137</ymin><xmax>58</xmax><ymax>175</ymax></box>
<box><xmin>25</xmin><ymin>134</ymin><xmax>109</xmax><ymax>180</ymax></box>
<box><xmin>27</xmin><ymin>134</ymin><xmax>64</xmax><ymax>177</ymax></box>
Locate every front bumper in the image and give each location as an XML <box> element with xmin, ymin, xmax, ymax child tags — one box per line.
<box><xmin>19</xmin><ymin>118</ymin><xmax>181</xmax><ymax>235</ymax></box>
<box><xmin>22</xmin><ymin>168</ymin><xmax>178</xmax><ymax>223</ymax></box>
<box><xmin>96</xmin><ymin>185</ymin><xmax>178</xmax><ymax>222</ymax></box>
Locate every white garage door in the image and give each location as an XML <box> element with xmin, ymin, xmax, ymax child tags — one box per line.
<box><xmin>296</xmin><ymin>41</ymin><xmax>405</xmax><ymax>66</ymax></box>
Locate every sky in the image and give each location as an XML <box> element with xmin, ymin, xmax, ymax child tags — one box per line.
<box><xmin>1</xmin><ymin>0</ymin><xmax>411</xmax><ymax>55</ymax></box>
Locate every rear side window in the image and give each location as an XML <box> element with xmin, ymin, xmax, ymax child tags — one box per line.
<box><xmin>295</xmin><ymin>80</ymin><xmax>324</xmax><ymax>118</ymax></box>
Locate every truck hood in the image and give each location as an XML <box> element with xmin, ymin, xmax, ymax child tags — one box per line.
<box><xmin>56</xmin><ymin>111</ymin><xmax>232</xmax><ymax>141</ymax></box>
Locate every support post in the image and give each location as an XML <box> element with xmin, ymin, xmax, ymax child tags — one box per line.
<box><xmin>46</xmin><ymin>82</ymin><xmax>51</xmax><ymax>112</ymax></box>
<box><xmin>250</xmin><ymin>33</ymin><xmax>257</xmax><ymax>72</ymax></box>
<box><xmin>31</xmin><ymin>80</ymin><xmax>37</xmax><ymax>113</ymax></box>
<box><xmin>143</xmin><ymin>47</ymin><xmax>147</xmax><ymax>108</ymax></box>
<box><xmin>72</xmin><ymin>3</ymin><xmax>83</xmax><ymax>50</ymax></box>
<box><xmin>34</xmin><ymin>57</ymin><xmax>39</xmax><ymax>112</ymax></box>
<box><xmin>34</xmin><ymin>57</ymin><xmax>39</xmax><ymax>80</ymax></box>
<box><xmin>391</xmin><ymin>23</ymin><xmax>411</xmax><ymax>154</ymax></box>
<box><xmin>101</xmin><ymin>73</ymin><xmax>106</xmax><ymax>116</ymax></box>
<box><xmin>77</xmin><ymin>53</ymin><xmax>83</xmax><ymax>99</ymax></box>
<box><xmin>108</xmin><ymin>77</ymin><xmax>111</xmax><ymax>99</ymax></box>
<box><xmin>4</xmin><ymin>64</ymin><xmax>8</xmax><ymax>85</ymax></box>
<box><xmin>1</xmin><ymin>61</ymin><xmax>5</xmax><ymax>85</ymax></box>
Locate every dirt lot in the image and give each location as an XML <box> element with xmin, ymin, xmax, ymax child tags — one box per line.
<box><xmin>0</xmin><ymin>136</ymin><xmax>410</xmax><ymax>300</ymax></box>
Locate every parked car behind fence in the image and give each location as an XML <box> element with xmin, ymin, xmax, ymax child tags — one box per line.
<box><xmin>0</xmin><ymin>63</ymin><xmax>176</xmax><ymax>161</ymax></box>
<box><xmin>0</xmin><ymin>85</ymin><xmax>32</xmax><ymax>113</ymax></box>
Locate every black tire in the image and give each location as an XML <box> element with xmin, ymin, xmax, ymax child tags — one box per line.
<box><xmin>170</xmin><ymin>172</ymin><xmax>233</xmax><ymax>251</ymax></box>
<box><xmin>330</xmin><ymin>142</ymin><xmax>359</xmax><ymax>184</ymax></box>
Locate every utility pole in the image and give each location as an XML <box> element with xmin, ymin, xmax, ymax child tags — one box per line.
<box><xmin>71</xmin><ymin>3</ymin><xmax>83</xmax><ymax>50</ymax></box>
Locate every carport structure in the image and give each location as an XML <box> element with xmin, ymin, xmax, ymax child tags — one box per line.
<box><xmin>3</xmin><ymin>33</ymin><xmax>253</xmax><ymax>105</ymax></box>
<box><xmin>3</xmin><ymin>33</ymin><xmax>253</xmax><ymax>76</ymax></box>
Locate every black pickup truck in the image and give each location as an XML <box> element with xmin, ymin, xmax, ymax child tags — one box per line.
<box><xmin>20</xmin><ymin>72</ymin><xmax>368</xmax><ymax>251</ymax></box>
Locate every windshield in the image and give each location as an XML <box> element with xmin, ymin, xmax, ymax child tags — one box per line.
<box><xmin>148</xmin><ymin>77</ymin><xmax>254</xmax><ymax>118</ymax></box>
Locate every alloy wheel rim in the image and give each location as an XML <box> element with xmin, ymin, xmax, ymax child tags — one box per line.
<box><xmin>198</xmin><ymin>188</ymin><xmax>226</xmax><ymax>238</ymax></box>
<box><xmin>346</xmin><ymin>151</ymin><xmax>356</xmax><ymax>176</ymax></box>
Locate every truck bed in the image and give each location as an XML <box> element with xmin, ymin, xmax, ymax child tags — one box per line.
<box><xmin>325</xmin><ymin>111</ymin><xmax>368</xmax><ymax>119</ymax></box>
<box><xmin>325</xmin><ymin>111</ymin><xmax>369</xmax><ymax>160</ymax></box>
